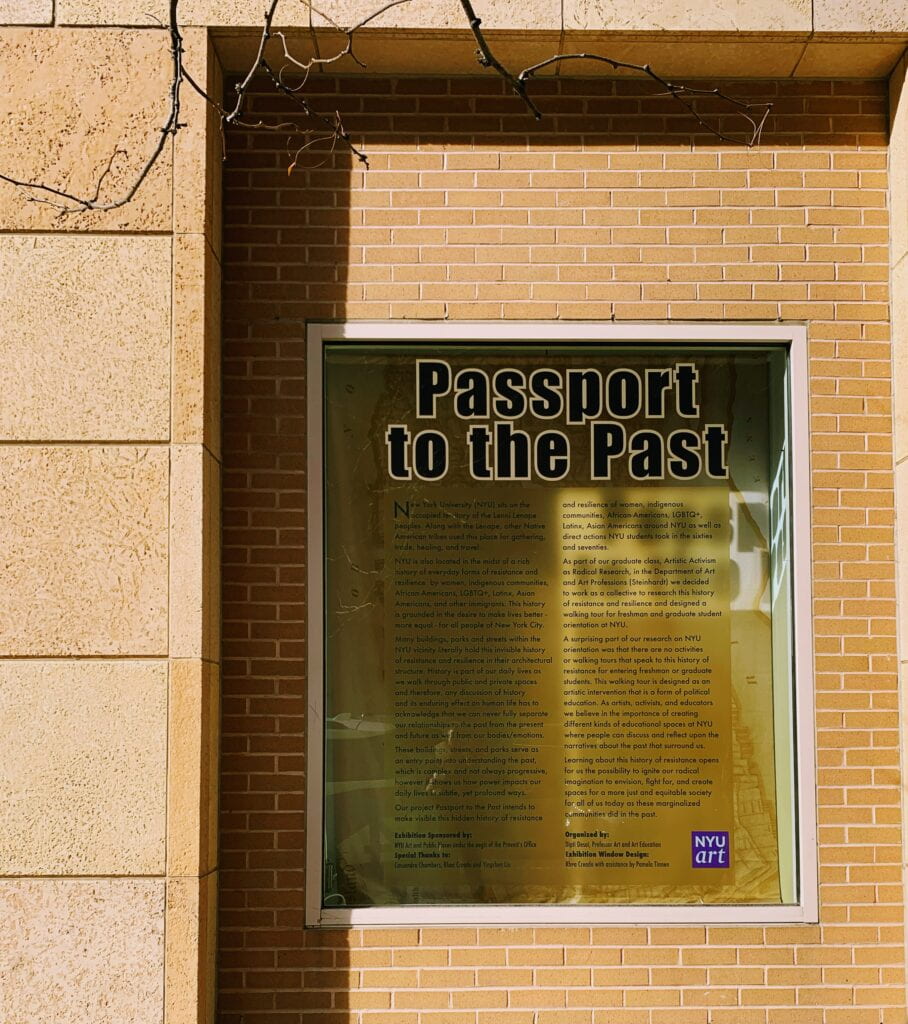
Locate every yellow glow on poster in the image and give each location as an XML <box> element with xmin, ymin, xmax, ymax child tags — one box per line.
<box><xmin>322</xmin><ymin>344</ymin><xmax>789</xmax><ymax>907</ymax></box>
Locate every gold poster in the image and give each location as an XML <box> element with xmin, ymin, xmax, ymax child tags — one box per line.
<box><xmin>322</xmin><ymin>344</ymin><xmax>792</xmax><ymax>907</ymax></box>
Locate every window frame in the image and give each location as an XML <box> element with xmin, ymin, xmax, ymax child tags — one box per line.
<box><xmin>305</xmin><ymin>320</ymin><xmax>817</xmax><ymax>927</ymax></box>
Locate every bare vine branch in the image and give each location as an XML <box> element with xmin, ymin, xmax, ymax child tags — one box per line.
<box><xmin>0</xmin><ymin>0</ymin><xmax>773</xmax><ymax>215</ymax></box>
<box><xmin>0</xmin><ymin>0</ymin><xmax>183</xmax><ymax>212</ymax></box>
<box><xmin>259</xmin><ymin>57</ymin><xmax>370</xmax><ymax>166</ymax></box>
<box><xmin>458</xmin><ymin>0</ymin><xmax>544</xmax><ymax>119</ymax></box>
<box><xmin>276</xmin><ymin>0</ymin><xmax>414</xmax><ymax>77</ymax></box>
<box><xmin>225</xmin><ymin>0</ymin><xmax>281</xmax><ymax>124</ymax></box>
<box><xmin>459</xmin><ymin>0</ymin><xmax>771</xmax><ymax>147</ymax></box>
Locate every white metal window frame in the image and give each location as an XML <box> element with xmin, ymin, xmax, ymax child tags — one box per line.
<box><xmin>306</xmin><ymin>320</ymin><xmax>817</xmax><ymax>927</ymax></box>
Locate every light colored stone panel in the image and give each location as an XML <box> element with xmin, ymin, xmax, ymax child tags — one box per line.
<box><xmin>0</xmin><ymin>447</ymin><xmax>169</xmax><ymax>656</ymax></box>
<box><xmin>181</xmin><ymin>0</ymin><xmax>558</xmax><ymax>28</ymax></box>
<box><xmin>0</xmin><ymin>661</ymin><xmax>166</xmax><ymax>875</ymax></box>
<box><xmin>894</xmin><ymin>258</ymin><xmax>908</xmax><ymax>464</ymax></box>
<box><xmin>794</xmin><ymin>41</ymin><xmax>907</xmax><ymax>78</ymax></box>
<box><xmin>171</xmin><ymin>445</ymin><xmax>220</xmax><ymax>659</ymax></box>
<box><xmin>217</xmin><ymin>29</ymin><xmax>809</xmax><ymax>77</ymax></box>
<box><xmin>310</xmin><ymin>0</ymin><xmax>561</xmax><ymax>29</ymax></box>
<box><xmin>175</xmin><ymin>28</ymin><xmax>224</xmax><ymax>249</ymax></box>
<box><xmin>0</xmin><ymin>0</ymin><xmax>52</xmax><ymax>23</ymax></box>
<box><xmin>206</xmin><ymin>454</ymin><xmax>222</xmax><ymax>664</ymax></box>
<box><xmin>167</xmin><ymin>661</ymin><xmax>219</xmax><ymax>877</ymax></box>
<box><xmin>891</xmin><ymin>56</ymin><xmax>908</xmax><ymax>268</ymax></box>
<box><xmin>0</xmin><ymin>879</ymin><xmax>164</xmax><ymax>1024</ymax></box>
<box><xmin>498</xmin><ymin>34</ymin><xmax>896</xmax><ymax>78</ymax></box>
<box><xmin>0</xmin><ymin>236</ymin><xmax>170</xmax><ymax>441</ymax></box>
<box><xmin>815</xmin><ymin>0</ymin><xmax>908</xmax><ymax>31</ymax></box>
<box><xmin>0</xmin><ymin>30</ymin><xmax>172</xmax><ymax>231</ymax></box>
<box><xmin>164</xmin><ymin>874</ymin><xmax>217</xmax><ymax>1024</ymax></box>
<box><xmin>173</xmin><ymin>234</ymin><xmax>222</xmax><ymax>454</ymax></box>
<box><xmin>57</xmin><ymin>0</ymin><xmax>167</xmax><ymax>23</ymax></box>
<box><xmin>213</xmin><ymin>27</ymin><xmax>553</xmax><ymax>77</ymax></box>
<box><xmin>550</xmin><ymin>36</ymin><xmax>808</xmax><ymax>77</ymax></box>
<box><xmin>214</xmin><ymin>30</ymin><xmax>907</xmax><ymax>78</ymax></box>
<box><xmin>566</xmin><ymin>0</ymin><xmax>810</xmax><ymax>31</ymax></box>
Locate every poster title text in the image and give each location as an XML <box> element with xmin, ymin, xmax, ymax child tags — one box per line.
<box><xmin>385</xmin><ymin>360</ymin><xmax>729</xmax><ymax>482</ymax></box>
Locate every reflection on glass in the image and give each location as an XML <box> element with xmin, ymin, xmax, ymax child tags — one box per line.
<box><xmin>322</xmin><ymin>344</ymin><xmax>796</xmax><ymax>908</ymax></box>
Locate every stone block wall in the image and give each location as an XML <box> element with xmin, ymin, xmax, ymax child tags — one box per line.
<box><xmin>0</xmin><ymin>23</ymin><xmax>222</xmax><ymax>1024</ymax></box>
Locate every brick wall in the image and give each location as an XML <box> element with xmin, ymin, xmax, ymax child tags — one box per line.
<box><xmin>219</xmin><ymin>75</ymin><xmax>904</xmax><ymax>1023</ymax></box>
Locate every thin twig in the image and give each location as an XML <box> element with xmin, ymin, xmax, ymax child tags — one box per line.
<box><xmin>260</xmin><ymin>57</ymin><xmax>369</xmax><ymax>165</ymax></box>
<box><xmin>275</xmin><ymin>0</ymin><xmax>413</xmax><ymax>83</ymax></box>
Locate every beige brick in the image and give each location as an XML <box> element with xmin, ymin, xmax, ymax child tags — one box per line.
<box><xmin>622</xmin><ymin>947</ymin><xmax>680</xmax><ymax>965</ymax></box>
<box><xmin>362</xmin><ymin>969</ymin><xmax>419</xmax><ymax>988</ymax></box>
<box><xmin>535</xmin><ymin>1012</ymin><xmax>592</xmax><ymax>1024</ymax></box>
<box><xmin>510</xmin><ymin>989</ymin><xmax>566</xmax><ymax>1008</ymax></box>
<box><xmin>567</xmin><ymin>948</ymin><xmax>622</xmax><ymax>967</ymax></box>
<box><xmin>566</xmin><ymin>989</ymin><xmax>623</xmax><ymax>1008</ymax></box>
<box><xmin>477</xmin><ymin>968</ymin><xmax>534</xmax><ymax>987</ymax></box>
<box><xmin>508</xmin><ymin>947</ymin><xmax>564</xmax><ymax>966</ymax></box>
<box><xmin>420</xmin><ymin>969</ymin><xmax>475</xmax><ymax>988</ymax></box>
<box><xmin>767</xmin><ymin>1012</ymin><xmax>823</xmax><ymax>1024</ymax></box>
<box><xmin>682</xmin><ymin>947</ymin><xmax>738</xmax><ymax>966</ymax></box>
<box><xmin>682</xmin><ymin>988</ymin><xmax>738</xmax><ymax>1006</ymax></box>
<box><xmin>363</xmin><ymin>929</ymin><xmax>420</xmax><ymax>947</ymax></box>
<box><xmin>652</xmin><ymin>963</ymin><xmax>710</xmax><ymax>983</ymax></box>
<box><xmin>358</xmin><ymin>1013</ymin><xmax>418</xmax><ymax>1024</ymax></box>
<box><xmin>350</xmin><ymin>949</ymin><xmax>394</xmax><ymax>968</ymax></box>
<box><xmin>625</xmin><ymin>988</ymin><xmax>681</xmax><ymax>1006</ymax></box>
<box><xmin>452</xmin><ymin>989</ymin><xmax>508</xmax><ymax>1009</ymax></box>
<box><xmin>741</xmin><ymin>986</ymin><xmax>796</xmax><ymax>1005</ymax></box>
<box><xmin>451</xmin><ymin>947</ymin><xmax>506</xmax><ymax>967</ymax></box>
<box><xmin>478</xmin><ymin>1013</ymin><xmax>535</xmax><ymax>1024</ymax></box>
<box><xmin>707</xmin><ymin>1012</ymin><xmax>769</xmax><ymax>1024</ymax></box>
<box><xmin>392</xmin><ymin>947</ymin><xmax>448</xmax><ymax>967</ymax></box>
<box><xmin>394</xmin><ymin>991</ymin><xmax>451</xmax><ymax>1010</ymax></box>
<box><xmin>535</xmin><ymin>968</ymin><xmax>591</xmax><ymax>986</ymax></box>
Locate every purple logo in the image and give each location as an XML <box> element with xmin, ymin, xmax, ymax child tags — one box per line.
<box><xmin>691</xmin><ymin>830</ymin><xmax>730</xmax><ymax>868</ymax></box>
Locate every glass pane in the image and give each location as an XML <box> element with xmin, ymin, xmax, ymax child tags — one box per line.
<box><xmin>321</xmin><ymin>342</ymin><xmax>796</xmax><ymax>908</ymax></box>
